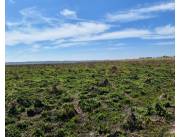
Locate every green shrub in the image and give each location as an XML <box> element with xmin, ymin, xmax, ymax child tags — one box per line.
<box><xmin>79</xmin><ymin>99</ymin><xmax>101</xmax><ymax>112</ymax></box>
<box><xmin>8</xmin><ymin>104</ymin><xmax>19</xmax><ymax>116</ymax></box>
<box><xmin>97</xmin><ymin>79</ymin><xmax>111</xmax><ymax>87</ymax></box>
<box><xmin>27</xmin><ymin>108</ymin><xmax>43</xmax><ymax>117</ymax></box>
<box><xmin>145</xmin><ymin>105</ymin><xmax>154</xmax><ymax>116</ymax></box>
<box><xmin>155</xmin><ymin>103</ymin><xmax>167</xmax><ymax>116</ymax></box>
<box><xmin>17</xmin><ymin>97</ymin><xmax>32</xmax><ymax>108</ymax></box>
<box><xmin>60</xmin><ymin>104</ymin><xmax>77</xmax><ymax>121</ymax></box>
<box><xmin>107</xmin><ymin>131</ymin><xmax>125</xmax><ymax>137</ymax></box>
<box><xmin>98</xmin><ymin>124</ymin><xmax>110</xmax><ymax>135</ymax></box>
<box><xmin>49</xmin><ymin>84</ymin><xmax>62</xmax><ymax>95</ymax></box>
<box><xmin>123</xmin><ymin>111</ymin><xmax>143</xmax><ymax>132</ymax></box>
<box><xmin>33</xmin><ymin>129</ymin><xmax>44</xmax><ymax>137</ymax></box>
<box><xmin>62</xmin><ymin>96</ymin><xmax>73</xmax><ymax>102</ymax></box>
<box><xmin>41</xmin><ymin>110</ymin><xmax>61</xmax><ymax>122</ymax></box>
<box><xmin>5</xmin><ymin>117</ymin><xmax>16</xmax><ymax>125</ymax></box>
<box><xmin>55</xmin><ymin>128</ymin><xmax>66</xmax><ymax>137</ymax></box>
<box><xmin>6</xmin><ymin>125</ymin><xmax>21</xmax><ymax>137</ymax></box>
<box><xmin>34</xmin><ymin>99</ymin><xmax>44</xmax><ymax>108</ymax></box>
<box><xmin>17</xmin><ymin>121</ymin><xmax>28</xmax><ymax>130</ymax></box>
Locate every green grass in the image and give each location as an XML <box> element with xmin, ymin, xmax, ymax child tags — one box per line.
<box><xmin>6</xmin><ymin>58</ymin><xmax>175</xmax><ymax>137</ymax></box>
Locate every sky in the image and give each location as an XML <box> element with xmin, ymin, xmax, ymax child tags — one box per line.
<box><xmin>5</xmin><ymin>0</ymin><xmax>175</xmax><ymax>62</ymax></box>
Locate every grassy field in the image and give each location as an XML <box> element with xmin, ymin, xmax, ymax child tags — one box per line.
<box><xmin>5</xmin><ymin>58</ymin><xmax>175</xmax><ymax>137</ymax></box>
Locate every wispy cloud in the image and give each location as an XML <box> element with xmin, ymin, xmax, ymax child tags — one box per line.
<box><xmin>6</xmin><ymin>5</ymin><xmax>174</xmax><ymax>49</ymax></box>
<box><xmin>6</xmin><ymin>22</ymin><xmax>110</xmax><ymax>46</ymax></box>
<box><xmin>60</xmin><ymin>9</ymin><xmax>77</xmax><ymax>18</ymax></box>
<box><xmin>71</xmin><ymin>25</ymin><xmax>174</xmax><ymax>42</ymax></box>
<box><xmin>6</xmin><ymin>7</ymin><xmax>61</xmax><ymax>30</ymax></box>
<box><xmin>6</xmin><ymin>23</ymin><xmax>174</xmax><ymax>47</ymax></box>
<box><xmin>153</xmin><ymin>41</ymin><xmax>175</xmax><ymax>46</ymax></box>
<box><xmin>106</xmin><ymin>2</ymin><xmax>174</xmax><ymax>22</ymax></box>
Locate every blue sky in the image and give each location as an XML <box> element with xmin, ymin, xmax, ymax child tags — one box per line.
<box><xmin>6</xmin><ymin>0</ymin><xmax>175</xmax><ymax>62</ymax></box>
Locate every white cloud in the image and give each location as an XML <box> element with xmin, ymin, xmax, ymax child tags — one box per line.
<box><xmin>106</xmin><ymin>2</ymin><xmax>174</xmax><ymax>22</ymax></box>
<box><xmin>138</xmin><ymin>2</ymin><xmax>175</xmax><ymax>13</ymax></box>
<box><xmin>106</xmin><ymin>12</ymin><xmax>153</xmax><ymax>22</ymax></box>
<box><xmin>45</xmin><ymin>42</ymin><xmax>87</xmax><ymax>49</ymax></box>
<box><xmin>6</xmin><ymin>7</ymin><xmax>61</xmax><ymax>30</ymax></box>
<box><xmin>153</xmin><ymin>41</ymin><xmax>174</xmax><ymax>46</ymax></box>
<box><xmin>6</xmin><ymin>22</ymin><xmax>110</xmax><ymax>46</ymax></box>
<box><xmin>6</xmin><ymin>6</ymin><xmax>174</xmax><ymax>49</ymax></box>
<box><xmin>6</xmin><ymin>23</ymin><xmax>174</xmax><ymax>48</ymax></box>
<box><xmin>143</xmin><ymin>25</ymin><xmax>175</xmax><ymax>39</ymax></box>
<box><xmin>154</xmin><ymin>24</ymin><xmax>175</xmax><ymax>35</ymax></box>
<box><xmin>60</xmin><ymin>9</ymin><xmax>77</xmax><ymax>18</ymax></box>
<box><xmin>71</xmin><ymin>29</ymin><xmax>151</xmax><ymax>42</ymax></box>
<box><xmin>71</xmin><ymin>25</ymin><xmax>174</xmax><ymax>42</ymax></box>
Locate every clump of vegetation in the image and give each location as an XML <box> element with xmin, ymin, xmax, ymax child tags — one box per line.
<box><xmin>6</xmin><ymin>125</ymin><xmax>21</xmax><ymax>137</ymax></box>
<box><xmin>5</xmin><ymin>58</ymin><xmax>175</xmax><ymax>136</ymax></box>
<box><xmin>27</xmin><ymin>107</ymin><xmax>43</xmax><ymax>117</ymax></box>
<box><xmin>97</xmin><ymin>79</ymin><xmax>111</xmax><ymax>87</ymax></box>
<box><xmin>60</xmin><ymin>104</ymin><xmax>77</xmax><ymax>121</ymax></box>
<box><xmin>123</xmin><ymin>109</ymin><xmax>143</xmax><ymax>132</ymax></box>
<box><xmin>79</xmin><ymin>98</ymin><xmax>101</xmax><ymax>112</ymax></box>
<box><xmin>49</xmin><ymin>84</ymin><xmax>63</xmax><ymax>95</ymax></box>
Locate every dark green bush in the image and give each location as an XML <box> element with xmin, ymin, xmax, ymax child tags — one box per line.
<box><xmin>55</xmin><ymin>129</ymin><xmax>66</xmax><ymax>137</ymax></box>
<box><xmin>6</xmin><ymin>125</ymin><xmax>21</xmax><ymax>137</ymax></box>
<box><xmin>34</xmin><ymin>99</ymin><xmax>44</xmax><ymax>108</ymax></box>
<box><xmin>98</xmin><ymin>124</ymin><xmax>110</xmax><ymax>135</ymax></box>
<box><xmin>155</xmin><ymin>103</ymin><xmax>167</xmax><ymax>116</ymax></box>
<box><xmin>27</xmin><ymin>108</ymin><xmax>43</xmax><ymax>117</ymax></box>
<box><xmin>107</xmin><ymin>131</ymin><xmax>124</xmax><ymax>137</ymax></box>
<box><xmin>79</xmin><ymin>99</ymin><xmax>101</xmax><ymax>112</ymax></box>
<box><xmin>97</xmin><ymin>79</ymin><xmax>111</xmax><ymax>87</ymax></box>
<box><xmin>123</xmin><ymin>111</ymin><xmax>143</xmax><ymax>132</ymax></box>
<box><xmin>8</xmin><ymin>104</ymin><xmax>19</xmax><ymax>116</ymax></box>
<box><xmin>145</xmin><ymin>105</ymin><xmax>154</xmax><ymax>116</ymax></box>
<box><xmin>17</xmin><ymin>97</ymin><xmax>32</xmax><ymax>108</ymax></box>
<box><xmin>17</xmin><ymin>121</ymin><xmax>28</xmax><ymax>130</ymax></box>
<box><xmin>60</xmin><ymin>104</ymin><xmax>77</xmax><ymax>121</ymax></box>
<box><xmin>33</xmin><ymin>129</ymin><xmax>44</xmax><ymax>137</ymax></box>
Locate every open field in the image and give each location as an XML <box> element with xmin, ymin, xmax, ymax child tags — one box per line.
<box><xmin>5</xmin><ymin>58</ymin><xmax>175</xmax><ymax>137</ymax></box>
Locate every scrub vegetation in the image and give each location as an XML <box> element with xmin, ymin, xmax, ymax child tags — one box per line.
<box><xmin>6</xmin><ymin>57</ymin><xmax>175</xmax><ymax>137</ymax></box>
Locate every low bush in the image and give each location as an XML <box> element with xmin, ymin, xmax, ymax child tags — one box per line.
<box><xmin>27</xmin><ymin>108</ymin><xmax>43</xmax><ymax>117</ymax></box>
<box><xmin>32</xmin><ymin>128</ymin><xmax>44</xmax><ymax>137</ymax></box>
<box><xmin>123</xmin><ymin>111</ymin><xmax>143</xmax><ymax>132</ymax></box>
<box><xmin>6</xmin><ymin>125</ymin><xmax>21</xmax><ymax>137</ymax></box>
<box><xmin>79</xmin><ymin>99</ymin><xmax>101</xmax><ymax>112</ymax></box>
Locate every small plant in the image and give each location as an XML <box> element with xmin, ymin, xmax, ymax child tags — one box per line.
<box><xmin>60</xmin><ymin>104</ymin><xmax>77</xmax><ymax>121</ymax></box>
<box><xmin>17</xmin><ymin>97</ymin><xmax>32</xmax><ymax>108</ymax></box>
<box><xmin>145</xmin><ymin>105</ymin><xmax>154</xmax><ymax>116</ymax></box>
<box><xmin>79</xmin><ymin>99</ymin><xmax>101</xmax><ymax>112</ymax></box>
<box><xmin>49</xmin><ymin>84</ymin><xmax>62</xmax><ymax>95</ymax></box>
<box><xmin>56</xmin><ymin>128</ymin><xmax>66</xmax><ymax>137</ymax></box>
<box><xmin>98</xmin><ymin>124</ymin><xmax>110</xmax><ymax>135</ymax></box>
<box><xmin>107</xmin><ymin>131</ymin><xmax>124</xmax><ymax>137</ymax></box>
<box><xmin>33</xmin><ymin>129</ymin><xmax>44</xmax><ymax>137</ymax></box>
<box><xmin>8</xmin><ymin>103</ymin><xmax>19</xmax><ymax>116</ymax></box>
<box><xmin>6</xmin><ymin>125</ymin><xmax>21</xmax><ymax>137</ymax></box>
<box><xmin>123</xmin><ymin>110</ymin><xmax>143</xmax><ymax>132</ymax></box>
<box><xmin>27</xmin><ymin>108</ymin><xmax>42</xmax><ymax>117</ymax></box>
<box><xmin>155</xmin><ymin>103</ymin><xmax>167</xmax><ymax>116</ymax></box>
<box><xmin>34</xmin><ymin>99</ymin><xmax>44</xmax><ymax>108</ymax></box>
<box><xmin>110</xmin><ymin>66</ymin><xmax>118</xmax><ymax>74</ymax></box>
<box><xmin>97</xmin><ymin>79</ymin><xmax>111</xmax><ymax>87</ymax></box>
<box><xmin>17</xmin><ymin>121</ymin><xmax>28</xmax><ymax>130</ymax></box>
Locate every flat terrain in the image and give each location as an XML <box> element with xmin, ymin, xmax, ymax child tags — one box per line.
<box><xmin>5</xmin><ymin>58</ymin><xmax>175</xmax><ymax>137</ymax></box>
